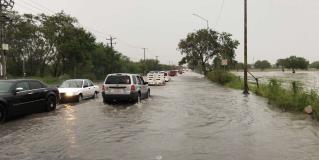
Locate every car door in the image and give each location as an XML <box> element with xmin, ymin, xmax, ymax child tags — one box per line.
<box><xmin>88</xmin><ymin>80</ymin><xmax>95</xmax><ymax>96</ymax></box>
<box><xmin>82</xmin><ymin>80</ymin><xmax>90</xmax><ymax>98</ymax></box>
<box><xmin>137</xmin><ymin>76</ymin><xmax>147</xmax><ymax>97</ymax></box>
<box><xmin>10</xmin><ymin>81</ymin><xmax>33</xmax><ymax>115</ymax></box>
<box><xmin>29</xmin><ymin>81</ymin><xmax>47</xmax><ymax>110</ymax></box>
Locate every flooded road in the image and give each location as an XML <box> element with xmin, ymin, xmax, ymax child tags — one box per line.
<box><xmin>1</xmin><ymin>72</ymin><xmax>319</xmax><ymax>160</ymax></box>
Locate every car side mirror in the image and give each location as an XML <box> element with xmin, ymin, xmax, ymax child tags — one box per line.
<box><xmin>15</xmin><ymin>88</ymin><xmax>24</xmax><ymax>93</ymax></box>
<box><xmin>144</xmin><ymin>82</ymin><xmax>149</xmax><ymax>85</ymax></box>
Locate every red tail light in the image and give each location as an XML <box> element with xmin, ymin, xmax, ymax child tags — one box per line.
<box><xmin>131</xmin><ymin>85</ymin><xmax>136</xmax><ymax>92</ymax></box>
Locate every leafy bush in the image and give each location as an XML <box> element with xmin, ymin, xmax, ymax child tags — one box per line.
<box><xmin>207</xmin><ymin>70</ymin><xmax>238</xmax><ymax>85</ymax></box>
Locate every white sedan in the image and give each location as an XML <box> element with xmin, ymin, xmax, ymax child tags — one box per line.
<box><xmin>58</xmin><ymin>79</ymin><xmax>100</xmax><ymax>102</ymax></box>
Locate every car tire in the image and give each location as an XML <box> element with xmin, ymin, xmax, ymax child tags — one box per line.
<box><xmin>136</xmin><ymin>93</ymin><xmax>141</xmax><ymax>103</ymax></box>
<box><xmin>93</xmin><ymin>92</ymin><xmax>98</xmax><ymax>99</ymax></box>
<box><xmin>77</xmin><ymin>94</ymin><xmax>83</xmax><ymax>103</ymax></box>
<box><xmin>0</xmin><ymin>104</ymin><xmax>7</xmax><ymax>123</ymax></box>
<box><xmin>46</xmin><ymin>96</ymin><xmax>56</xmax><ymax>112</ymax></box>
<box><xmin>146</xmin><ymin>90</ymin><xmax>151</xmax><ymax>98</ymax></box>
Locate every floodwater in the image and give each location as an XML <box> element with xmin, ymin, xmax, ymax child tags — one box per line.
<box><xmin>1</xmin><ymin>72</ymin><xmax>319</xmax><ymax>160</ymax></box>
<box><xmin>233</xmin><ymin>70</ymin><xmax>319</xmax><ymax>90</ymax></box>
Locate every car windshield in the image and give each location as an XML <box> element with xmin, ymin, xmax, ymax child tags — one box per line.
<box><xmin>105</xmin><ymin>76</ymin><xmax>131</xmax><ymax>84</ymax></box>
<box><xmin>0</xmin><ymin>81</ymin><xmax>13</xmax><ymax>93</ymax></box>
<box><xmin>60</xmin><ymin>80</ymin><xmax>83</xmax><ymax>88</ymax></box>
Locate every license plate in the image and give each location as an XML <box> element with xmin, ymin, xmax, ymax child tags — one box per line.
<box><xmin>111</xmin><ymin>89</ymin><xmax>124</xmax><ymax>94</ymax></box>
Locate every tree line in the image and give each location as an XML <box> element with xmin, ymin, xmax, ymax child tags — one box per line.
<box><xmin>4</xmin><ymin>11</ymin><xmax>175</xmax><ymax>80</ymax></box>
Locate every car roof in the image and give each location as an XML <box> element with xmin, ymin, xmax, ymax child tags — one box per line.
<box><xmin>64</xmin><ymin>79</ymin><xmax>86</xmax><ymax>81</ymax></box>
<box><xmin>108</xmin><ymin>73</ymin><xmax>140</xmax><ymax>76</ymax></box>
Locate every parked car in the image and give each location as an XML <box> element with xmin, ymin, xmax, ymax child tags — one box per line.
<box><xmin>0</xmin><ymin>79</ymin><xmax>59</xmax><ymax>123</ymax></box>
<box><xmin>58</xmin><ymin>79</ymin><xmax>100</xmax><ymax>102</ymax></box>
<box><xmin>147</xmin><ymin>71</ymin><xmax>157</xmax><ymax>86</ymax></box>
<box><xmin>169</xmin><ymin>70</ymin><xmax>177</xmax><ymax>77</ymax></box>
<box><xmin>161</xmin><ymin>71</ymin><xmax>171</xmax><ymax>82</ymax></box>
<box><xmin>102</xmin><ymin>73</ymin><xmax>150</xmax><ymax>103</ymax></box>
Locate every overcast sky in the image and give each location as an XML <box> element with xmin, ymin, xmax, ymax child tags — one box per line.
<box><xmin>14</xmin><ymin>0</ymin><xmax>319</xmax><ymax>65</ymax></box>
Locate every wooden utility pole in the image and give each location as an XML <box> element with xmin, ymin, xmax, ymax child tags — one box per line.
<box><xmin>106</xmin><ymin>36</ymin><xmax>116</xmax><ymax>72</ymax></box>
<box><xmin>243</xmin><ymin>0</ymin><xmax>249</xmax><ymax>94</ymax></box>
<box><xmin>142</xmin><ymin>48</ymin><xmax>147</xmax><ymax>75</ymax></box>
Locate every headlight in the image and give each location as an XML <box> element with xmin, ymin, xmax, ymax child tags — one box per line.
<box><xmin>65</xmin><ymin>92</ymin><xmax>74</xmax><ymax>97</ymax></box>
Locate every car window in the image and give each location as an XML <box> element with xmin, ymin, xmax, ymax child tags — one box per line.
<box><xmin>132</xmin><ymin>75</ymin><xmax>137</xmax><ymax>84</ymax></box>
<box><xmin>60</xmin><ymin>80</ymin><xmax>83</xmax><ymax>88</ymax></box>
<box><xmin>83</xmin><ymin>81</ymin><xmax>89</xmax><ymax>87</ymax></box>
<box><xmin>136</xmin><ymin>76</ymin><xmax>142</xmax><ymax>85</ymax></box>
<box><xmin>88</xmin><ymin>80</ymin><xmax>94</xmax><ymax>86</ymax></box>
<box><xmin>105</xmin><ymin>76</ymin><xmax>131</xmax><ymax>84</ymax></box>
<box><xmin>139</xmin><ymin>77</ymin><xmax>145</xmax><ymax>84</ymax></box>
<box><xmin>16</xmin><ymin>82</ymin><xmax>30</xmax><ymax>91</ymax></box>
<box><xmin>0</xmin><ymin>81</ymin><xmax>14</xmax><ymax>93</ymax></box>
<box><xmin>29</xmin><ymin>81</ymin><xmax>44</xmax><ymax>90</ymax></box>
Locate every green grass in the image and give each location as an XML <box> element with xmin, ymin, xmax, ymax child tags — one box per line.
<box><xmin>207</xmin><ymin>71</ymin><xmax>319</xmax><ymax>119</ymax></box>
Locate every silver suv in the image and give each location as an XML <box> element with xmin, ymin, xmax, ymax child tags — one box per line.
<box><xmin>102</xmin><ymin>73</ymin><xmax>150</xmax><ymax>103</ymax></box>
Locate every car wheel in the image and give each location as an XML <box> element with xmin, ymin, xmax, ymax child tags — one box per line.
<box><xmin>146</xmin><ymin>90</ymin><xmax>151</xmax><ymax>98</ymax></box>
<box><xmin>46</xmin><ymin>96</ymin><xmax>56</xmax><ymax>112</ymax></box>
<box><xmin>0</xmin><ymin>104</ymin><xmax>7</xmax><ymax>123</ymax></box>
<box><xmin>77</xmin><ymin>94</ymin><xmax>83</xmax><ymax>102</ymax></box>
<box><xmin>93</xmin><ymin>92</ymin><xmax>98</xmax><ymax>99</ymax></box>
<box><xmin>137</xmin><ymin>93</ymin><xmax>141</xmax><ymax>103</ymax></box>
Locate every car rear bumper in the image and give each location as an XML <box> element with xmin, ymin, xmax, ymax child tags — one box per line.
<box><xmin>102</xmin><ymin>92</ymin><xmax>138</xmax><ymax>101</ymax></box>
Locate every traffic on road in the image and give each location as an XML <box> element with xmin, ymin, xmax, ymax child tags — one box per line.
<box><xmin>1</xmin><ymin>72</ymin><xmax>319</xmax><ymax>160</ymax></box>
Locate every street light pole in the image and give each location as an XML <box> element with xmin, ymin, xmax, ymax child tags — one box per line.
<box><xmin>192</xmin><ymin>13</ymin><xmax>209</xmax><ymax>30</ymax></box>
<box><xmin>243</xmin><ymin>0</ymin><xmax>249</xmax><ymax>94</ymax></box>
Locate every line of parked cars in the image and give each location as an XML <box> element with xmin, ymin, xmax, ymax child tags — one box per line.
<box><xmin>147</xmin><ymin>71</ymin><xmax>171</xmax><ymax>86</ymax></box>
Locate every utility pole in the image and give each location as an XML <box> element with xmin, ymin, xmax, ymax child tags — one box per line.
<box><xmin>243</xmin><ymin>0</ymin><xmax>249</xmax><ymax>94</ymax></box>
<box><xmin>106</xmin><ymin>36</ymin><xmax>116</xmax><ymax>72</ymax></box>
<box><xmin>0</xmin><ymin>0</ymin><xmax>14</xmax><ymax>79</ymax></box>
<box><xmin>142</xmin><ymin>48</ymin><xmax>147</xmax><ymax>75</ymax></box>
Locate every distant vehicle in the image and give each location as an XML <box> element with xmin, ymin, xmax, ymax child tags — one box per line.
<box><xmin>147</xmin><ymin>71</ymin><xmax>157</xmax><ymax>86</ymax></box>
<box><xmin>0</xmin><ymin>79</ymin><xmax>59</xmax><ymax>123</ymax></box>
<box><xmin>102</xmin><ymin>73</ymin><xmax>150</xmax><ymax>103</ymax></box>
<box><xmin>147</xmin><ymin>71</ymin><xmax>165</xmax><ymax>86</ymax></box>
<box><xmin>160</xmin><ymin>71</ymin><xmax>171</xmax><ymax>82</ymax></box>
<box><xmin>169</xmin><ymin>70</ymin><xmax>177</xmax><ymax>77</ymax></box>
<box><xmin>58</xmin><ymin>79</ymin><xmax>100</xmax><ymax>102</ymax></box>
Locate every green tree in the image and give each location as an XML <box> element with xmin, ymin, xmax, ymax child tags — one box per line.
<box><xmin>178</xmin><ymin>29</ymin><xmax>220</xmax><ymax>75</ymax></box>
<box><xmin>284</xmin><ymin>56</ymin><xmax>309</xmax><ymax>73</ymax></box>
<box><xmin>254</xmin><ymin>60</ymin><xmax>271</xmax><ymax>70</ymax></box>
<box><xmin>276</xmin><ymin>59</ymin><xmax>287</xmax><ymax>72</ymax></box>
<box><xmin>178</xmin><ymin>29</ymin><xmax>239</xmax><ymax>75</ymax></box>
<box><xmin>309</xmin><ymin>61</ymin><xmax>319</xmax><ymax>69</ymax></box>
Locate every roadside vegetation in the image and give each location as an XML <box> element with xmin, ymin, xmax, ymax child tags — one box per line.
<box><xmin>5</xmin><ymin>11</ymin><xmax>176</xmax><ymax>83</ymax></box>
<box><xmin>206</xmin><ymin>70</ymin><xmax>319</xmax><ymax>118</ymax></box>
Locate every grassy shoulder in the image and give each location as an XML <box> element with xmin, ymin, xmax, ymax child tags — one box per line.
<box><xmin>207</xmin><ymin>70</ymin><xmax>319</xmax><ymax>118</ymax></box>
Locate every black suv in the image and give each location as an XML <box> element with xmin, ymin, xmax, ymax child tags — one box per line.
<box><xmin>0</xmin><ymin>80</ymin><xmax>59</xmax><ymax>123</ymax></box>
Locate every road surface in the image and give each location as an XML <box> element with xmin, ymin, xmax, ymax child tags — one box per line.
<box><xmin>1</xmin><ymin>72</ymin><xmax>319</xmax><ymax>160</ymax></box>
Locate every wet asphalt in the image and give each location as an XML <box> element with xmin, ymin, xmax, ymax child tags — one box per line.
<box><xmin>1</xmin><ymin>72</ymin><xmax>319</xmax><ymax>160</ymax></box>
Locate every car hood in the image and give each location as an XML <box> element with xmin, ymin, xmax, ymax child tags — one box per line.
<box><xmin>58</xmin><ymin>88</ymin><xmax>82</xmax><ymax>93</ymax></box>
